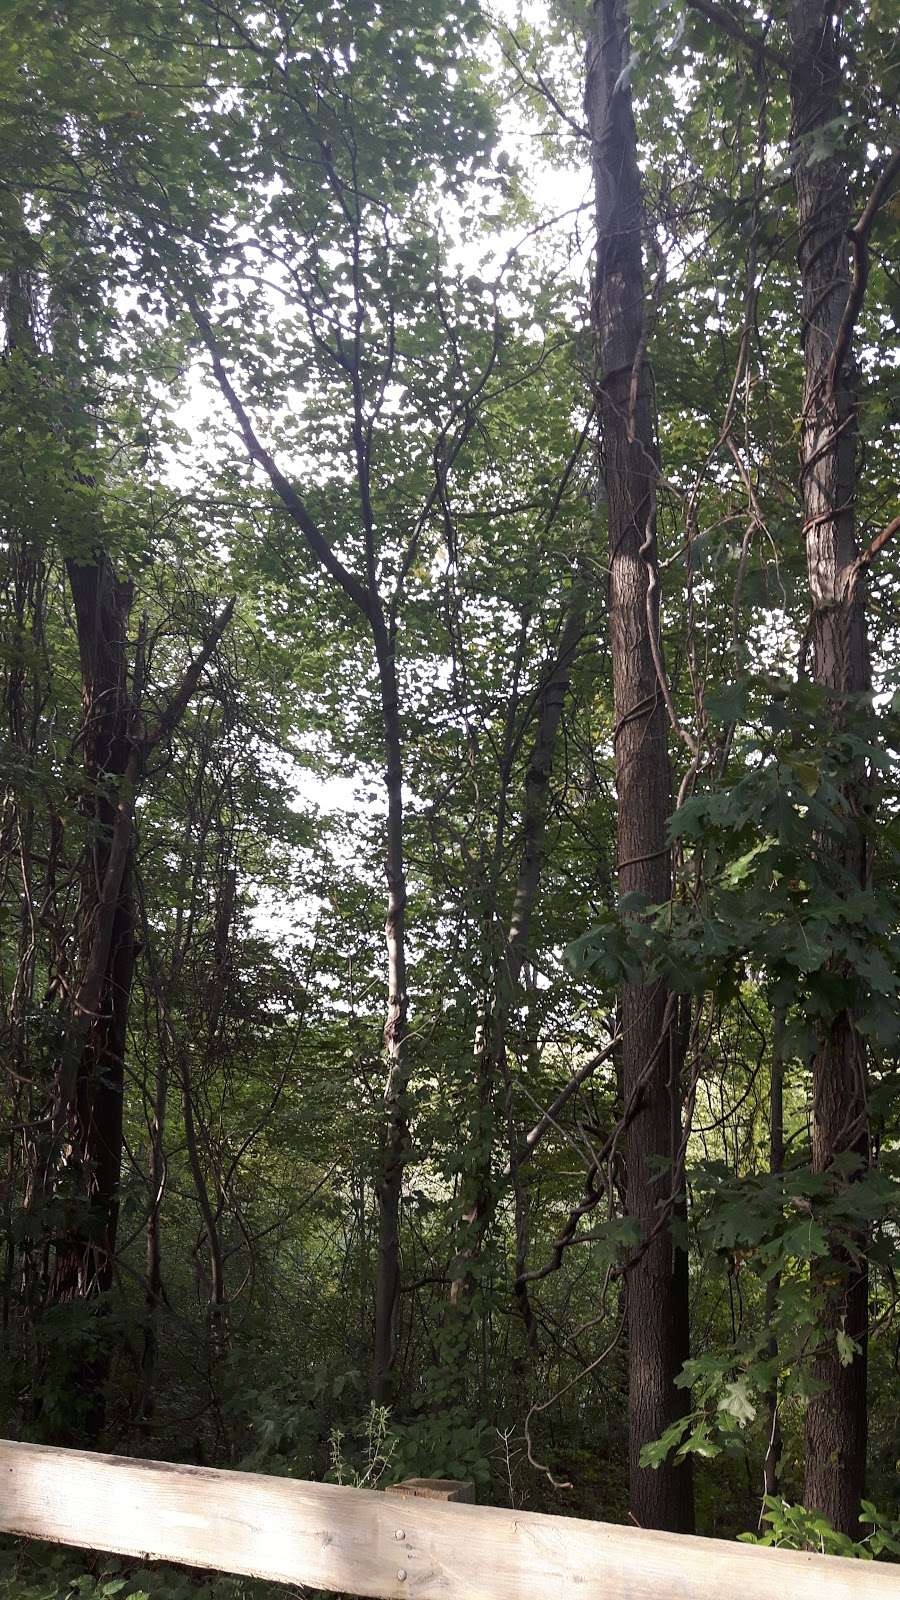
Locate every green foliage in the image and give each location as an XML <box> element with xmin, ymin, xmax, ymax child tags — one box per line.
<box><xmin>739</xmin><ymin>1497</ymin><xmax>900</xmax><ymax>1560</ymax></box>
<box><xmin>327</xmin><ymin>1403</ymin><xmax>398</xmax><ymax>1489</ymax></box>
<box><xmin>0</xmin><ymin>0</ymin><xmax>898</xmax><ymax>1565</ymax></box>
<box><xmin>570</xmin><ymin>678</ymin><xmax>900</xmax><ymax>1064</ymax></box>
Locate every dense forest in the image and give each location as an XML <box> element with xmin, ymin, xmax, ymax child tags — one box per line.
<box><xmin>1</xmin><ymin>0</ymin><xmax>899</xmax><ymax>1587</ymax></box>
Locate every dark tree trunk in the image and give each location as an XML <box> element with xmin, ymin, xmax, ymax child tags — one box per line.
<box><xmin>786</xmin><ymin>0</ymin><xmax>870</xmax><ymax>1534</ymax></box>
<box><xmin>50</xmin><ymin>554</ymin><xmax>134</xmax><ymax>1304</ymax></box>
<box><xmin>46</xmin><ymin>553</ymin><xmax>135</xmax><ymax>1436</ymax></box>
<box><xmin>763</xmin><ymin>1011</ymin><xmax>785</xmax><ymax>1500</ymax></box>
<box><xmin>586</xmin><ymin>0</ymin><xmax>693</xmax><ymax>1533</ymax></box>
<box><xmin>372</xmin><ymin>620</ymin><xmax>409</xmax><ymax>1405</ymax></box>
<box><xmin>3</xmin><ymin>248</ymin><xmax>136</xmax><ymax>1431</ymax></box>
<box><xmin>141</xmin><ymin>1044</ymin><xmax>167</xmax><ymax>1417</ymax></box>
<box><xmin>44</xmin><ymin>567</ymin><xmax>231</xmax><ymax>1437</ymax></box>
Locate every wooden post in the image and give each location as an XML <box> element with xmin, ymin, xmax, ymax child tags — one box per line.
<box><xmin>384</xmin><ymin>1477</ymin><xmax>475</xmax><ymax>1504</ymax></box>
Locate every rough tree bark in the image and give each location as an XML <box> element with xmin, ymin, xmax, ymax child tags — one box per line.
<box><xmin>2</xmin><ymin>244</ymin><xmax>232</xmax><ymax>1371</ymax></box>
<box><xmin>0</xmin><ymin>271</ymin><xmax>53</xmax><ymax>1323</ymax></box>
<box><xmin>3</xmin><ymin>260</ymin><xmax>138</xmax><ymax>1433</ymax></box>
<box><xmin>786</xmin><ymin>0</ymin><xmax>872</xmax><ymax>1534</ymax></box>
<box><xmin>585</xmin><ymin>0</ymin><xmax>694</xmax><ymax>1533</ymax></box>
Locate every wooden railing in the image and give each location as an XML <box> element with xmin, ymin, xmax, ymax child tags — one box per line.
<box><xmin>0</xmin><ymin>1439</ymin><xmax>895</xmax><ymax>1599</ymax></box>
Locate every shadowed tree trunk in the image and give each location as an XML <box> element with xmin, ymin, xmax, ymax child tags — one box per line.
<box><xmin>585</xmin><ymin>0</ymin><xmax>693</xmax><ymax>1533</ymax></box>
<box><xmin>372</xmin><ymin>616</ymin><xmax>409</xmax><ymax>1404</ymax></box>
<box><xmin>40</xmin><ymin>552</ymin><xmax>135</xmax><ymax>1439</ymax></box>
<box><xmin>46</xmin><ymin>567</ymin><xmax>232</xmax><ymax>1433</ymax></box>
<box><xmin>763</xmin><ymin>1010</ymin><xmax>785</xmax><ymax>1500</ymax></box>
<box><xmin>49</xmin><ymin>554</ymin><xmax>135</xmax><ymax>1316</ymax></box>
<box><xmin>3</xmin><ymin>251</ymin><xmax>138</xmax><ymax>1434</ymax></box>
<box><xmin>786</xmin><ymin>0</ymin><xmax>872</xmax><ymax>1534</ymax></box>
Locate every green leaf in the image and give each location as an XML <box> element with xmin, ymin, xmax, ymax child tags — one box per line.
<box><xmin>836</xmin><ymin>1327</ymin><xmax>861</xmax><ymax>1367</ymax></box>
<box><xmin>717</xmin><ymin>1379</ymin><xmax>756</xmax><ymax>1426</ymax></box>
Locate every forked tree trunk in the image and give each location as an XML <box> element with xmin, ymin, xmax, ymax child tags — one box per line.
<box><xmin>586</xmin><ymin>0</ymin><xmax>693</xmax><ymax>1533</ymax></box>
<box><xmin>46</xmin><ymin>567</ymin><xmax>231</xmax><ymax>1436</ymax></box>
<box><xmin>786</xmin><ymin>0</ymin><xmax>870</xmax><ymax>1533</ymax></box>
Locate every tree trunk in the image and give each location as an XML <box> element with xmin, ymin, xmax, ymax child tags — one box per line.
<box><xmin>786</xmin><ymin>0</ymin><xmax>870</xmax><ymax>1534</ymax></box>
<box><xmin>45</xmin><ymin>577</ymin><xmax>231</xmax><ymax>1436</ymax></box>
<box><xmin>763</xmin><ymin>1011</ymin><xmax>785</xmax><ymax>1501</ymax></box>
<box><xmin>50</xmin><ymin>554</ymin><xmax>134</xmax><ymax>1305</ymax></box>
<box><xmin>372</xmin><ymin>621</ymin><xmax>409</xmax><ymax>1405</ymax></box>
<box><xmin>4</xmin><ymin>248</ymin><xmax>136</xmax><ymax>1431</ymax></box>
<box><xmin>141</xmin><ymin>1044</ymin><xmax>167</xmax><ymax>1418</ymax></box>
<box><xmin>46</xmin><ymin>553</ymin><xmax>135</xmax><ymax>1436</ymax></box>
<box><xmin>586</xmin><ymin>0</ymin><xmax>693</xmax><ymax>1533</ymax></box>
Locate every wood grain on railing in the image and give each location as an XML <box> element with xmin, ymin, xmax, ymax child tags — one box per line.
<box><xmin>1</xmin><ymin>1439</ymin><xmax>895</xmax><ymax>1599</ymax></box>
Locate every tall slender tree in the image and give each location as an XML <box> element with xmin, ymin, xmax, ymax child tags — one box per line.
<box><xmin>786</xmin><ymin>0</ymin><xmax>876</xmax><ymax>1533</ymax></box>
<box><xmin>585</xmin><ymin>0</ymin><xmax>693</xmax><ymax>1532</ymax></box>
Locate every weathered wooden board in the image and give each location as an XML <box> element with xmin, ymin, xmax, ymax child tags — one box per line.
<box><xmin>384</xmin><ymin>1479</ymin><xmax>475</xmax><ymax>1504</ymax></box>
<box><xmin>1</xmin><ymin>1439</ymin><xmax>896</xmax><ymax>1600</ymax></box>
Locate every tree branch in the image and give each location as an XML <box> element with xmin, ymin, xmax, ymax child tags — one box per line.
<box><xmin>845</xmin><ymin>513</ymin><xmax>900</xmax><ymax>605</ymax></box>
<box><xmin>148</xmin><ymin>596</ymin><xmax>236</xmax><ymax>748</ymax></box>
<box><xmin>828</xmin><ymin>149</ymin><xmax>900</xmax><ymax>392</ymax></box>
<box><xmin>188</xmin><ymin>295</ymin><xmax>376</xmax><ymax>621</ymax></box>
<box><xmin>683</xmin><ymin>0</ymin><xmax>789</xmax><ymax>71</ymax></box>
<box><xmin>504</xmin><ymin>1030</ymin><xmax>621</xmax><ymax>1180</ymax></box>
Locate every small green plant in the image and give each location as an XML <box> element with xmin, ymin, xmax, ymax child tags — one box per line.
<box><xmin>327</xmin><ymin>1402</ymin><xmax>397</xmax><ymax>1489</ymax></box>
